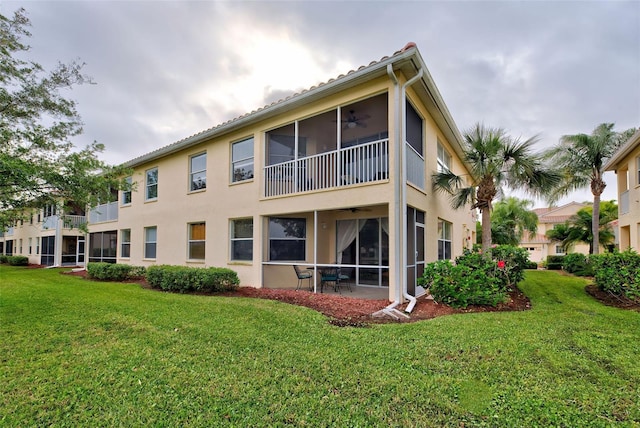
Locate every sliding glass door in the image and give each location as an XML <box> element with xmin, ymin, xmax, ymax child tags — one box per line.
<box><xmin>336</xmin><ymin>217</ymin><xmax>389</xmax><ymax>287</ymax></box>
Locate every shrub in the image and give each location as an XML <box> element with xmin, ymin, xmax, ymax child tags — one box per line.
<box><xmin>490</xmin><ymin>245</ymin><xmax>529</xmax><ymax>288</ymax></box>
<box><xmin>562</xmin><ymin>253</ymin><xmax>593</xmax><ymax>276</ymax></box>
<box><xmin>546</xmin><ymin>255</ymin><xmax>565</xmax><ymax>270</ymax></box>
<box><xmin>86</xmin><ymin>262</ymin><xmax>144</xmax><ymax>281</ymax></box>
<box><xmin>420</xmin><ymin>252</ymin><xmax>505</xmax><ymax>308</ymax></box>
<box><xmin>525</xmin><ymin>260</ymin><xmax>539</xmax><ymax>269</ymax></box>
<box><xmin>590</xmin><ymin>250</ymin><xmax>640</xmax><ymax>302</ymax></box>
<box><xmin>6</xmin><ymin>256</ymin><xmax>28</xmax><ymax>266</ymax></box>
<box><xmin>146</xmin><ymin>265</ymin><xmax>239</xmax><ymax>293</ymax></box>
<box><xmin>0</xmin><ymin>255</ymin><xmax>8</xmax><ymax>264</ymax></box>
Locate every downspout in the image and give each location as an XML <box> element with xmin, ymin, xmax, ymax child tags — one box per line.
<box><xmin>400</xmin><ymin>68</ymin><xmax>423</xmax><ymax>313</ymax></box>
<box><xmin>377</xmin><ymin>64</ymin><xmax>422</xmax><ymax>317</ymax></box>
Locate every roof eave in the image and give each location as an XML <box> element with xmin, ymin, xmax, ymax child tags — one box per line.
<box><xmin>604</xmin><ymin>129</ymin><xmax>640</xmax><ymax>171</ymax></box>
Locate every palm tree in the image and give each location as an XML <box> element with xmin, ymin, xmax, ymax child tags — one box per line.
<box><xmin>490</xmin><ymin>197</ymin><xmax>538</xmax><ymax>246</ymax></box>
<box><xmin>547</xmin><ymin>123</ymin><xmax>621</xmax><ymax>254</ymax></box>
<box><xmin>547</xmin><ymin>205</ymin><xmax>616</xmax><ymax>254</ymax></box>
<box><xmin>432</xmin><ymin>123</ymin><xmax>561</xmax><ymax>255</ymax></box>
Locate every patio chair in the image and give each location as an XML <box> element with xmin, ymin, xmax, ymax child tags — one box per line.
<box><xmin>320</xmin><ymin>267</ymin><xmax>339</xmax><ymax>293</ymax></box>
<box><xmin>336</xmin><ymin>267</ymin><xmax>353</xmax><ymax>293</ymax></box>
<box><xmin>293</xmin><ymin>265</ymin><xmax>313</xmax><ymax>291</ymax></box>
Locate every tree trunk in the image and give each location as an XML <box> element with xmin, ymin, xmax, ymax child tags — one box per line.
<box><xmin>591</xmin><ymin>174</ymin><xmax>606</xmax><ymax>255</ymax></box>
<box><xmin>592</xmin><ymin>192</ymin><xmax>601</xmax><ymax>255</ymax></box>
<box><xmin>481</xmin><ymin>207</ymin><xmax>492</xmax><ymax>257</ymax></box>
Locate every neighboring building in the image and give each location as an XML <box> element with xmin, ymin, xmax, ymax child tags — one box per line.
<box><xmin>604</xmin><ymin>129</ymin><xmax>640</xmax><ymax>251</ymax></box>
<box><xmin>86</xmin><ymin>42</ymin><xmax>475</xmax><ymax>302</ymax></box>
<box><xmin>0</xmin><ymin>202</ymin><xmax>86</xmax><ymax>266</ymax></box>
<box><xmin>520</xmin><ymin>202</ymin><xmax>591</xmax><ymax>263</ymax></box>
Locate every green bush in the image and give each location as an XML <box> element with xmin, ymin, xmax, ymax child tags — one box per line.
<box><xmin>0</xmin><ymin>255</ymin><xmax>8</xmax><ymax>264</ymax></box>
<box><xmin>86</xmin><ymin>262</ymin><xmax>145</xmax><ymax>281</ymax></box>
<box><xmin>546</xmin><ymin>255</ymin><xmax>565</xmax><ymax>270</ymax></box>
<box><xmin>420</xmin><ymin>252</ymin><xmax>504</xmax><ymax>308</ymax></box>
<box><xmin>146</xmin><ymin>265</ymin><xmax>239</xmax><ymax>293</ymax></box>
<box><xmin>6</xmin><ymin>256</ymin><xmax>28</xmax><ymax>266</ymax></box>
<box><xmin>525</xmin><ymin>260</ymin><xmax>539</xmax><ymax>269</ymax></box>
<box><xmin>561</xmin><ymin>253</ymin><xmax>593</xmax><ymax>276</ymax></box>
<box><xmin>590</xmin><ymin>250</ymin><xmax>640</xmax><ymax>302</ymax></box>
<box><xmin>490</xmin><ymin>245</ymin><xmax>529</xmax><ymax>288</ymax></box>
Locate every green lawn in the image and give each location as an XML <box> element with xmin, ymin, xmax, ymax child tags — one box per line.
<box><xmin>1</xmin><ymin>267</ymin><xmax>639</xmax><ymax>427</ymax></box>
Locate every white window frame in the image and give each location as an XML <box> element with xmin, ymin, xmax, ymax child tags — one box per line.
<box><xmin>121</xmin><ymin>176</ymin><xmax>132</xmax><ymax>206</ymax></box>
<box><xmin>189</xmin><ymin>153</ymin><xmax>207</xmax><ymax>191</ymax></box>
<box><xmin>438</xmin><ymin>219</ymin><xmax>452</xmax><ymax>260</ymax></box>
<box><xmin>121</xmin><ymin>229</ymin><xmax>131</xmax><ymax>258</ymax></box>
<box><xmin>437</xmin><ymin>142</ymin><xmax>451</xmax><ymax>173</ymax></box>
<box><xmin>144</xmin><ymin>226</ymin><xmax>157</xmax><ymax>259</ymax></box>
<box><xmin>231</xmin><ymin>137</ymin><xmax>255</xmax><ymax>183</ymax></box>
<box><xmin>230</xmin><ymin>218</ymin><xmax>253</xmax><ymax>261</ymax></box>
<box><xmin>188</xmin><ymin>222</ymin><xmax>206</xmax><ymax>260</ymax></box>
<box><xmin>145</xmin><ymin>167</ymin><xmax>158</xmax><ymax>201</ymax></box>
<box><xmin>28</xmin><ymin>238</ymin><xmax>32</xmax><ymax>255</ymax></box>
<box><xmin>636</xmin><ymin>155</ymin><xmax>640</xmax><ymax>186</ymax></box>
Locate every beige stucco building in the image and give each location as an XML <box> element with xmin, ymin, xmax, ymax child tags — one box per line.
<box><xmin>81</xmin><ymin>43</ymin><xmax>476</xmax><ymax>303</ymax></box>
<box><xmin>519</xmin><ymin>202</ymin><xmax>591</xmax><ymax>263</ymax></box>
<box><xmin>0</xmin><ymin>202</ymin><xmax>86</xmax><ymax>266</ymax></box>
<box><xmin>604</xmin><ymin>129</ymin><xmax>640</xmax><ymax>251</ymax></box>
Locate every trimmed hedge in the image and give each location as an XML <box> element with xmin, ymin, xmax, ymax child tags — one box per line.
<box><xmin>86</xmin><ymin>262</ymin><xmax>146</xmax><ymax>281</ymax></box>
<box><xmin>6</xmin><ymin>256</ymin><xmax>28</xmax><ymax>266</ymax></box>
<box><xmin>146</xmin><ymin>265</ymin><xmax>239</xmax><ymax>293</ymax></box>
<box><xmin>590</xmin><ymin>250</ymin><xmax>640</xmax><ymax>302</ymax></box>
<box><xmin>546</xmin><ymin>255</ymin><xmax>565</xmax><ymax>270</ymax></box>
<box><xmin>0</xmin><ymin>255</ymin><xmax>8</xmax><ymax>264</ymax></box>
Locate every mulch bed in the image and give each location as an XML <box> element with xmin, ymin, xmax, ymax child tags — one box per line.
<box><xmin>585</xmin><ymin>284</ymin><xmax>640</xmax><ymax>312</ymax></box>
<box><xmin>61</xmin><ymin>268</ymin><xmax>532</xmax><ymax>326</ymax></box>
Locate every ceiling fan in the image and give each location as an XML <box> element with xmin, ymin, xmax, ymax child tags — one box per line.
<box><xmin>341</xmin><ymin>110</ymin><xmax>370</xmax><ymax>129</ymax></box>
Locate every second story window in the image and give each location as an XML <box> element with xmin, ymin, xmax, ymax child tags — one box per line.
<box><xmin>437</xmin><ymin>142</ymin><xmax>451</xmax><ymax>173</ymax></box>
<box><xmin>146</xmin><ymin>167</ymin><xmax>158</xmax><ymax>201</ymax></box>
<box><xmin>190</xmin><ymin>153</ymin><xmax>207</xmax><ymax>191</ymax></box>
<box><xmin>231</xmin><ymin>137</ymin><xmax>254</xmax><ymax>182</ymax></box>
<box><xmin>406</xmin><ymin>100</ymin><xmax>423</xmax><ymax>156</ymax></box>
<box><xmin>121</xmin><ymin>177</ymin><xmax>132</xmax><ymax>205</ymax></box>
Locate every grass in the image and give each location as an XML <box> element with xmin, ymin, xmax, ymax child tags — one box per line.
<box><xmin>1</xmin><ymin>267</ymin><xmax>639</xmax><ymax>427</ymax></box>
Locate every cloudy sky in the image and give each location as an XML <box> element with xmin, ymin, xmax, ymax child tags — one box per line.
<box><xmin>3</xmin><ymin>0</ymin><xmax>639</xmax><ymax>207</ymax></box>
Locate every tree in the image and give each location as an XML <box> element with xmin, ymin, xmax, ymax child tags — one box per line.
<box><xmin>0</xmin><ymin>8</ymin><xmax>130</xmax><ymax>228</ymax></box>
<box><xmin>547</xmin><ymin>123</ymin><xmax>633</xmax><ymax>254</ymax></box>
<box><xmin>546</xmin><ymin>201</ymin><xmax>617</xmax><ymax>254</ymax></box>
<box><xmin>432</xmin><ymin>123</ymin><xmax>561</xmax><ymax>255</ymax></box>
<box><xmin>490</xmin><ymin>197</ymin><xmax>538</xmax><ymax>246</ymax></box>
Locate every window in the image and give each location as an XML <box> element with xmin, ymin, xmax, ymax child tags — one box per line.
<box><xmin>637</xmin><ymin>156</ymin><xmax>640</xmax><ymax>185</ymax></box>
<box><xmin>405</xmin><ymin>100</ymin><xmax>423</xmax><ymax>156</ymax></box>
<box><xmin>231</xmin><ymin>219</ymin><xmax>253</xmax><ymax>261</ymax></box>
<box><xmin>555</xmin><ymin>245</ymin><xmax>564</xmax><ymax>255</ymax></box>
<box><xmin>437</xmin><ymin>142</ymin><xmax>451</xmax><ymax>173</ymax></box>
<box><xmin>145</xmin><ymin>167</ymin><xmax>158</xmax><ymax>200</ymax></box>
<box><xmin>28</xmin><ymin>238</ymin><xmax>32</xmax><ymax>255</ymax></box>
<box><xmin>88</xmin><ymin>231</ymin><xmax>117</xmax><ymax>263</ymax></box>
<box><xmin>144</xmin><ymin>227</ymin><xmax>157</xmax><ymax>259</ymax></box>
<box><xmin>41</xmin><ymin>237</ymin><xmax>54</xmax><ymax>266</ymax></box>
<box><xmin>121</xmin><ymin>229</ymin><xmax>131</xmax><ymax>258</ymax></box>
<box><xmin>188</xmin><ymin>222</ymin><xmax>206</xmax><ymax>260</ymax></box>
<box><xmin>438</xmin><ymin>219</ymin><xmax>452</xmax><ymax>260</ymax></box>
<box><xmin>36</xmin><ymin>237</ymin><xmax>40</xmax><ymax>255</ymax></box>
<box><xmin>44</xmin><ymin>204</ymin><xmax>57</xmax><ymax>218</ymax></box>
<box><xmin>19</xmin><ymin>239</ymin><xmax>22</xmax><ymax>254</ymax></box>
<box><xmin>231</xmin><ymin>137</ymin><xmax>254</xmax><ymax>182</ymax></box>
<box><xmin>269</xmin><ymin>217</ymin><xmax>306</xmax><ymax>261</ymax></box>
<box><xmin>190</xmin><ymin>153</ymin><xmax>207</xmax><ymax>191</ymax></box>
<box><xmin>121</xmin><ymin>177</ymin><xmax>132</xmax><ymax>205</ymax></box>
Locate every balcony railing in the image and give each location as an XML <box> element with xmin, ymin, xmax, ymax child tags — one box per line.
<box><xmin>264</xmin><ymin>139</ymin><xmax>389</xmax><ymax>197</ymax></box>
<box><xmin>89</xmin><ymin>201</ymin><xmax>119</xmax><ymax>223</ymax></box>
<box><xmin>406</xmin><ymin>143</ymin><xmax>425</xmax><ymax>190</ymax></box>
<box><xmin>621</xmin><ymin>190</ymin><xmax>630</xmax><ymax>215</ymax></box>
<box><xmin>62</xmin><ymin>215</ymin><xmax>86</xmax><ymax>229</ymax></box>
<box><xmin>42</xmin><ymin>215</ymin><xmax>58</xmax><ymax>230</ymax></box>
